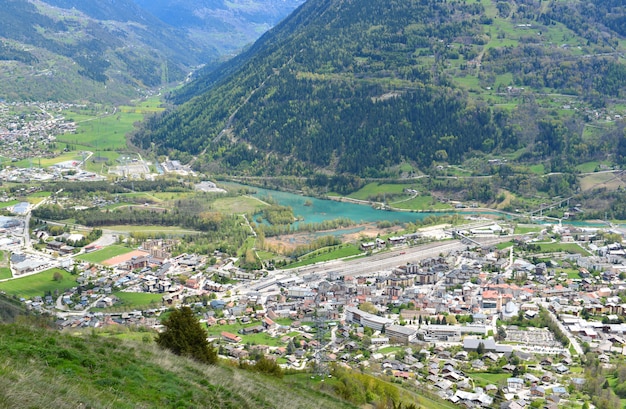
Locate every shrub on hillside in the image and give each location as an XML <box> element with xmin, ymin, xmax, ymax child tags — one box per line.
<box><xmin>156</xmin><ymin>306</ymin><xmax>217</xmax><ymax>364</ymax></box>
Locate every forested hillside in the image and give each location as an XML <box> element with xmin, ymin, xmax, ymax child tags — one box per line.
<box><xmin>133</xmin><ymin>0</ymin><xmax>626</xmax><ymax>180</ymax></box>
<box><xmin>0</xmin><ymin>0</ymin><xmax>216</xmax><ymax>103</ymax></box>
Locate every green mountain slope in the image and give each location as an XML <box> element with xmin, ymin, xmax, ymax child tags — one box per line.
<box><xmin>0</xmin><ymin>0</ymin><xmax>217</xmax><ymax>103</ymax></box>
<box><xmin>0</xmin><ymin>323</ymin><xmax>357</xmax><ymax>409</ymax></box>
<box><xmin>133</xmin><ymin>0</ymin><xmax>626</xmax><ymax>178</ymax></box>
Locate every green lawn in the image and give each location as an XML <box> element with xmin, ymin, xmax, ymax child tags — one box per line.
<box><xmin>29</xmin><ymin>191</ymin><xmax>52</xmax><ymax>199</ymax></box>
<box><xmin>0</xmin><ymin>267</ymin><xmax>13</xmax><ymax>280</ymax></box>
<box><xmin>39</xmin><ymin>152</ymin><xmax>84</xmax><ymax>167</ymax></box>
<box><xmin>151</xmin><ymin>191</ymin><xmax>196</xmax><ymax>201</ymax></box>
<box><xmin>76</xmin><ymin>245</ymin><xmax>135</xmax><ymax>264</ymax></box>
<box><xmin>240</xmin><ymin>332</ymin><xmax>284</xmax><ymax>346</ymax></box>
<box><xmin>576</xmin><ymin>161</ymin><xmax>613</xmax><ymax>173</ymax></box>
<box><xmin>274</xmin><ymin>318</ymin><xmax>294</xmax><ymax>327</ymax></box>
<box><xmin>0</xmin><ymin>267</ymin><xmax>12</xmax><ymax>280</ymax></box>
<box><xmin>0</xmin><ymin>200</ymin><xmax>19</xmax><ymax>209</ymax></box>
<box><xmin>377</xmin><ymin>346</ymin><xmax>403</xmax><ymax>354</ymax></box>
<box><xmin>9</xmin><ymin>152</ymin><xmax>81</xmax><ymax>169</ymax></box>
<box><xmin>536</xmin><ymin>242</ymin><xmax>591</xmax><ymax>256</ymax></box>
<box><xmin>0</xmin><ymin>268</ymin><xmax>76</xmax><ymax>299</ymax></box>
<box><xmin>557</xmin><ymin>268</ymin><xmax>582</xmax><ymax>279</ymax></box>
<box><xmin>496</xmin><ymin>241</ymin><xmax>515</xmax><ymax>250</ymax></box>
<box><xmin>257</xmin><ymin>250</ymin><xmax>280</xmax><ymax>262</ymax></box>
<box><xmin>514</xmin><ymin>225</ymin><xmax>543</xmax><ymax>234</ymax></box>
<box><xmin>469</xmin><ymin>372</ymin><xmax>510</xmax><ymax>386</ymax></box>
<box><xmin>113</xmin><ymin>291</ymin><xmax>164</xmax><ymax>309</ymax></box>
<box><xmin>282</xmin><ymin>245</ymin><xmax>362</xmax><ymax>269</ymax></box>
<box><xmin>455</xmin><ymin>75</ymin><xmax>481</xmax><ymax>91</ymax></box>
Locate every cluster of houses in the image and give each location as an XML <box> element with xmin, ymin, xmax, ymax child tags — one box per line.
<box><xmin>0</xmin><ymin>101</ymin><xmax>78</xmax><ymax>162</ymax></box>
<box><xmin>12</xmin><ymin>217</ymin><xmax>626</xmax><ymax>408</ymax></box>
<box><xmin>360</xmin><ymin>233</ymin><xmax>423</xmax><ymax>251</ymax></box>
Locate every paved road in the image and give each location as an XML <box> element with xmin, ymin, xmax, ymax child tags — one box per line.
<box><xmin>546</xmin><ymin>308</ymin><xmax>583</xmax><ymax>356</ymax></box>
<box><xmin>89</xmin><ymin>232</ymin><xmax>118</xmax><ymax>248</ymax></box>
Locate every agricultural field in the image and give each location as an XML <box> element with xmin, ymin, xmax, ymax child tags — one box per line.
<box><xmin>12</xmin><ymin>97</ymin><xmax>166</xmax><ymax>175</ymax></box>
<box><xmin>59</xmin><ymin>99</ymin><xmax>164</xmax><ymax>151</ymax></box>
<box><xmin>11</xmin><ymin>152</ymin><xmax>84</xmax><ymax>169</ymax></box>
<box><xmin>0</xmin><ymin>268</ymin><xmax>75</xmax><ymax>299</ymax></box>
<box><xmin>580</xmin><ymin>172</ymin><xmax>626</xmax><ymax>192</ymax></box>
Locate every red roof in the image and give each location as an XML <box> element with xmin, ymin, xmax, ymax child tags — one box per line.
<box><xmin>221</xmin><ymin>331</ymin><xmax>241</xmax><ymax>342</ymax></box>
<box><xmin>482</xmin><ymin>290</ymin><xmax>499</xmax><ymax>299</ymax></box>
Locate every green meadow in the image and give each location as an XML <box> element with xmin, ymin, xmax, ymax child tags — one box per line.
<box><xmin>283</xmin><ymin>244</ymin><xmax>362</xmax><ymax>269</ymax></box>
<box><xmin>112</xmin><ymin>291</ymin><xmax>164</xmax><ymax>309</ymax></box>
<box><xmin>348</xmin><ymin>183</ymin><xmax>416</xmax><ymax>201</ymax></box>
<box><xmin>0</xmin><ymin>268</ymin><xmax>75</xmax><ymax>299</ymax></box>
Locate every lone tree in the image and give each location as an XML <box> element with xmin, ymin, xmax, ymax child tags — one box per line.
<box><xmin>156</xmin><ymin>306</ymin><xmax>217</xmax><ymax>364</ymax></box>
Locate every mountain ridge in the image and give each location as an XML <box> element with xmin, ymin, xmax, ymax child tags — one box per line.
<box><xmin>0</xmin><ymin>0</ymin><xmax>215</xmax><ymax>103</ymax></box>
<box><xmin>134</xmin><ymin>0</ymin><xmax>626</xmax><ymax>180</ymax></box>
<box><xmin>132</xmin><ymin>0</ymin><xmax>306</xmax><ymax>56</ymax></box>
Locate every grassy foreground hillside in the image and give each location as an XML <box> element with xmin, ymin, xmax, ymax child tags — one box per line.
<box><xmin>0</xmin><ymin>323</ymin><xmax>356</xmax><ymax>409</ymax></box>
<box><xmin>0</xmin><ymin>295</ymin><xmax>28</xmax><ymax>324</ymax></box>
